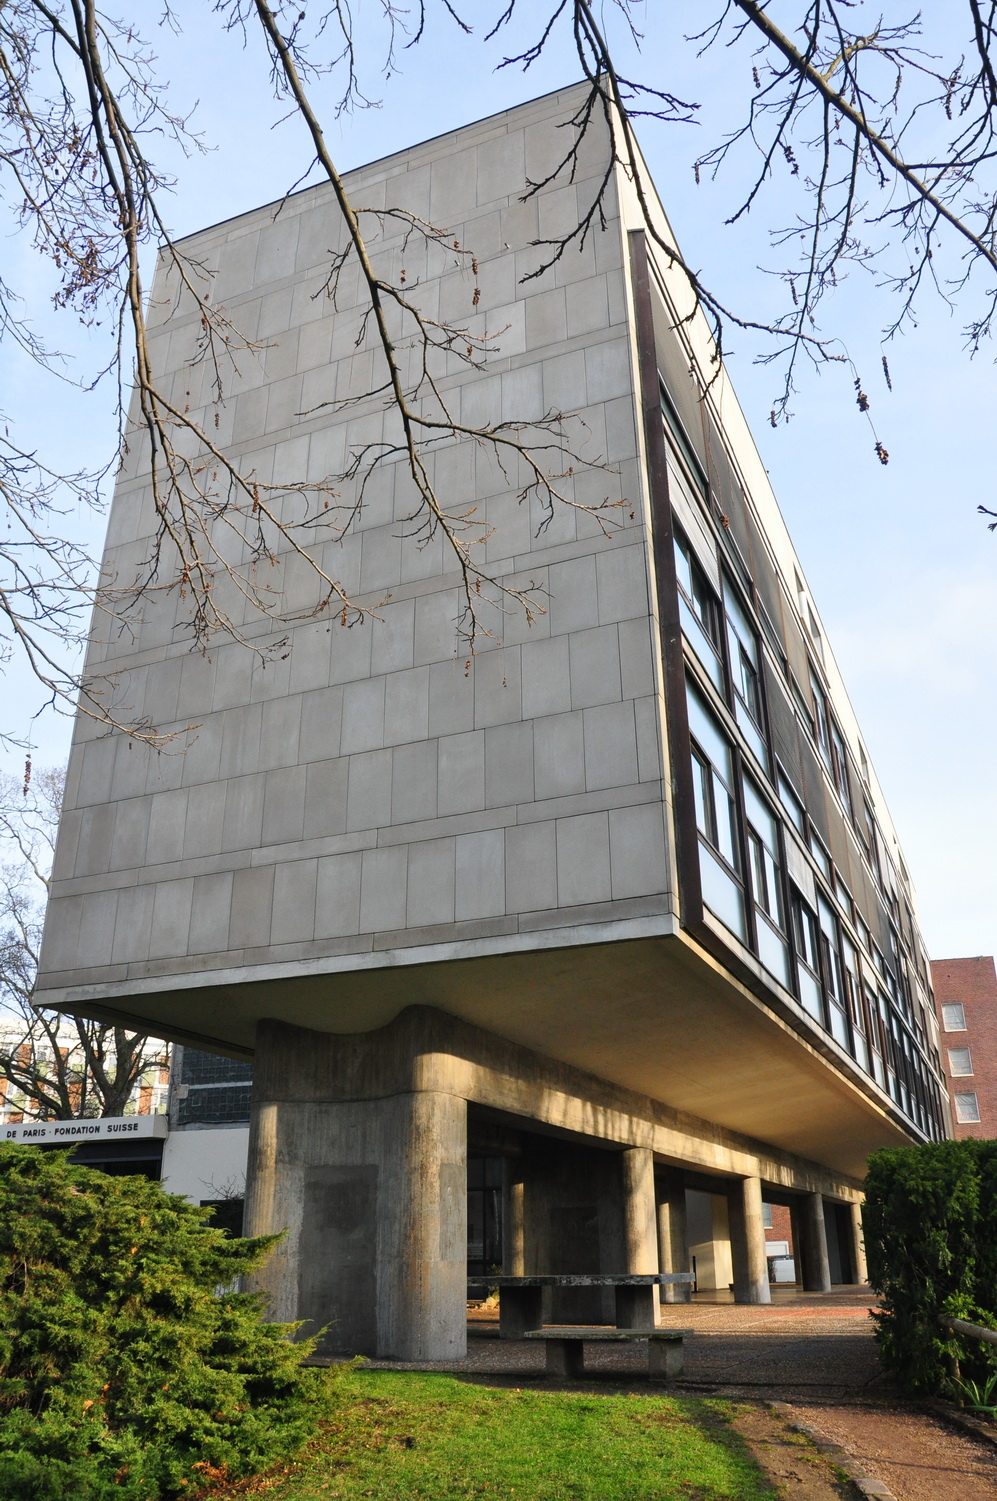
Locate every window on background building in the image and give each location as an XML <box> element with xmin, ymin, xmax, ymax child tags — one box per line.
<box><xmin>947</xmin><ymin>1048</ymin><xmax>973</xmax><ymax>1077</ymax></box>
<box><xmin>941</xmin><ymin>1003</ymin><xmax>966</xmax><ymax>1031</ymax></box>
<box><xmin>723</xmin><ymin>578</ymin><xmax>767</xmax><ymax>764</ymax></box>
<box><xmin>674</xmin><ymin>531</ymin><xmax>724</xmax><ymax>690</ymax></box>
<box><xmin>954</xmin><ymin>1092</ymin><xmax>981</xmax><ymax>1124</ymax></box>
<box><xmin>762</xmin><ymin>1203</ymin><xmax>774</xmax><ymax>1230</ymax></box>
<box><xmin>743</xmin><ymin>775</ymin><xmax>790</xmax><ymax>986</ymax></box>
<box><xmin>687</xmin><ymin>683</ymin><xmax>746</xmax><ymax>940</ymax></box>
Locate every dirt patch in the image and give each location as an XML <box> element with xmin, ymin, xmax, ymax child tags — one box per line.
<box><xmin>788</xmin><ymin>1402</ymin><xmax>997</xmax><ymax>1501</ymax></box>
<box><xmin>730</xmin><ymin>1404</ymin><xmax>853</xmax><ymax>1499</ymax></box>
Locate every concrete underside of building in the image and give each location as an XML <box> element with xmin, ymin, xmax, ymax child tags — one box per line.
<box><xmin>37</xmin><ymin>85</ymin><xmax>940</xmax><ymax>1358</ymax></box>
<box><xmin>246</xmin><ymin>1006</ymin><xmax>869</xmax><ymax>1359</ymax></box>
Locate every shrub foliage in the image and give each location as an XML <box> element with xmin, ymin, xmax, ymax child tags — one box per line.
<box><xmin>864</xmin><ymin>1139</ymin><xmax>997</xmax><ymax>1395</ymax></box>
<box><xmin>0</xmin><ymin>1143</ymin><xmax>324</xmax><ymax>1500</ymax></box>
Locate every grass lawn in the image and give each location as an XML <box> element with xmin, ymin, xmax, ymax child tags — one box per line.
<box><xmin>218</xmin><ymin>1367</ymin><xmax>778</xmax><ymax>1500</ymax></box>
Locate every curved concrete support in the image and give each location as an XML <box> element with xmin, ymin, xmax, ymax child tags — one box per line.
<box><xmin>245</xmin><ymin>1018</ymin><xmax>467</xmax><ymax>1361</ymax></box>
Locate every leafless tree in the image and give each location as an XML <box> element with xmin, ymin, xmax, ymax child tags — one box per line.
<box><xmin>2</xmin><ymin>1</ymin><xmax>996</xmax><ymax>751</ymax></box>
<box><xmin>0</xmin><ymin>766</ymin><xmax>168</xmax><ymax>1119</ymax></box>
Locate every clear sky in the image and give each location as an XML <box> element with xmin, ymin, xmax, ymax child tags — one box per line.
<box><xmin>2</xmin><ymin>2</ymin><xmax>994</xmax><ymax>959</ymax></box>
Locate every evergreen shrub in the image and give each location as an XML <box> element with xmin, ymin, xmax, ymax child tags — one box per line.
<box><xmin>864</xmin><ymin>1139</ymin><xmax>997</xmax><ymax>1395</ymax></box>
<box><xmin>0</xmin><ymin>1143</ymin><xmax>325</xmax><ymax>1500</ymax></box>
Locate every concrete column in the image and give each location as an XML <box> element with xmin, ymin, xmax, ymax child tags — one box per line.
<box><xmin>245</xmin><ymin>1017</ymin><xmax>468</xmax><ymax>1362</ymax></box>
<box><xmin>622</xmin><ymin>1147</ymin><xmax>658</xmax><ymax>1271</ymax></box>
<box><xmin>621</xmin><ymin>1146</ymin><xmax>660</xmax><ymax>1325</ymax></box>
<box><xmin>799</xmin><ymin>1191</ymin><xmax>832</xmax><ymax>1292</ymax></box>
<box><xmin>727</xmin><ymin>1176</ymin><xmax>771</xmax><ymax>1304</ymax></box>
<box><xmin>382</xmin><ymin>1089</ymin><xmax>468</xmax><ymax>1360</ymax></box>
<box><xmin>656</xmin><ymin>1170</ymin><xmax>692</xmax><ymax>1303</ymax></box>
<box><xmin>788</xmin><ymin>1201</ymin><xmax>804</xmax><ymax>1287</ymax></box>
<box><xmin>850</xmin><ymin>1202</ymin><xmax>869</xmax><ymax>1285</ymax></box>
<box><xmin>502</xmin><ymin>1158</ymin><xmax>526</xmax><ymax>1275</ymax></box>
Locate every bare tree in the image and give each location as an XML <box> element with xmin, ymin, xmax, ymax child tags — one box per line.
<box><xmin>2</xmin><ymin>2</ymin><xmax>996</xmax><ymax>751</ymax></box>
<box><xmin>0</xmin><ymin>766</ymin><xmax>168</xmax><ymax>1119</ymax></box>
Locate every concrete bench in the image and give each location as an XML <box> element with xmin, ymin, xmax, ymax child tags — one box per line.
<box><xmin>466</xmin><ymin>1272</ymin><xmax>695</xmax><ymax>1339</ymax></box>
<box><xmin>523</xmin><ymin>1326</ymin><xmax>688</xmax><ymax>1380</ymax></box>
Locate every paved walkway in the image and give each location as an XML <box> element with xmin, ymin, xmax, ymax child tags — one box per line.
<box><xmin>445</xmin><ymin>1285</ymin><xmax>889</xmax><ymax>1396</ymax></box>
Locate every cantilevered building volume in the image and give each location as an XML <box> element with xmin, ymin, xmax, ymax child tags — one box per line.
<box><xmin>37</xmin><ymin>85</ymin><xmax>946</xmax><ymax>1359</ymax></box>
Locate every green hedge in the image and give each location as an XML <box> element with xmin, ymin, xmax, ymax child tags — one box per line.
<box><xmin>864</xmin><ymin>1139</ymin><xmax>997</xmax><ymax>1395</ymax></box>
<box><xmin>0</xmin><ymin>1143</ymin><xmax>326</xmax><ymax>1500</ymax></box>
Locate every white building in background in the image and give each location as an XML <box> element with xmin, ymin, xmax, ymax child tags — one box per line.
<box><xmin>0</xmin><ymin>1016</ymin><xmax>169</xmax><ymax>1125</ymax></box>
<box><xmin>37</xmin><ymin>85</ymin><xmax>944</xmax><ymax>1358</ymax></box>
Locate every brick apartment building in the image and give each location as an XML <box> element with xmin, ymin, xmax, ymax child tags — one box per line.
<box><xmin>930</xmin><ymin>956</ymin><xmax>997</xmax><ymax>1138</ymax></box>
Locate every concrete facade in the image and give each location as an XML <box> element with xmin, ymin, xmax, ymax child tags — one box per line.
<box><xmin>37</xmin><ymin>86</ymin><xmax>944</xmax><ymax>1356</ymax></box>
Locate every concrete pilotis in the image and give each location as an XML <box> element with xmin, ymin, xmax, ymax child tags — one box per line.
<box><xmin>850</xmin><ymin>1201</ymin><xmax>869</xmax><ymax>1284</ymax></box>
<box><xmin>387</xmin><ymin>1088</ymin><xmax>468</xmax><ymax>1360</ymax></box>
<box><xmin>245</xmin><ymin>1017</ymin><xmax>468</xmax><ymax>1361</ymax></box>
<box><xmin>800</xmin><ymin>1191</ymin><xmax>833</xmax><ymax>1292</ymax></box>
<box><xmin>656</xmin><ymin>1170</ymin><xmax>692</xmax><ymax>1303</ymax></box>
<box><xmin>728</xmin><ymin>1175</ymin><xmax>771</xmax><ymax>1304</ymax></box>
<box><xmin>502</xmin><ymin>1158</ymin><xmax>526</xmax><ymax>1276</ymax></box>
<box><xmin>621</xmin><ymin>1146</ymin><xmax>659</xmax><ymax>1324</ymax></box>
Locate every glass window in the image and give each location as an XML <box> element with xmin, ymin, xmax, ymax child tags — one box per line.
<box><xmin>687</xmin><ymin>684</ymin><xmax>746</xmax><ymax>939</ymax></box>
<box><xmin>809</xmin><ymin>830</ymin><xmax>832</xmax><ymax>881</ymax></box>
<box><xmin>842</xmin><ymin>933</ymin><xmax>869</xmax><ymax>1072</ymax></box>
<box><xmin>674</xmin><ymin>531</ymin><xmax>724</xmax><ymax>689</ymax></box>
<box><xmin>791</xmin><ymin>676</ymin><xmax>815</xmax><ymax>739</ymax></box>
<box><xmin>941</xmin><ymin>1003</ymin><xmax>966</xmax><ymax>1031</ymax></box>
<box><xmin>810</xmin><ymin>670</ymin><xmax>833</xmax><ymax>770</ymax></box>
<box><xmin>817</xmin><ymin>893</ymin><xmax>850</xmax><ymax>1048</ymax></box>
<box><xmin>743</xmin><ymin>775</ymin><xmax>790</xmax><ymax>986</ymax></box>
<box><xmin>791</xmin><ymin>889</ymin><xmax>824</xmax><ymax>1023</ymax></box>
<box><xmin>947</xmin><ymin>1048</ymin><xmax>973</xmax><ymax>1077</ymax></box>
<box><xmin>834</xmin><ymin>874</ymin><xmax>854</xmax><ymax>924</ymax></box>
<box><xmin>724</xmin><ymin>579</ymin><xmax>767</xmax><ymax>763</ymax></box>
<box><xmin>777</xmin><ymin>767</ymin><xmax>805</xmax><ymax>834</ymax></box>
<box><xmin>661</xmin><ymin>380</ymin><xmax>707</xmax><ymax>494</ymax></box>
<box><xmin>829</xmin><ymin>721</ymin><xmax>853</xmax><ymax>814</ymax></box>
<box><xmin>954</xmin><ymin>1092</ymin><xmax>981</xmax><ymax>1124</ymax></box>
<box><xmin>865</xmin><ymin>982</ymin><xmax>886</xmax><ymax>1089</ymax></box>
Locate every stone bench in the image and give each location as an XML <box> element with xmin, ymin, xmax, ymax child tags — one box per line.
<box><xmin>523</xmin><ymin>1326</ymin><xmax>688</xmax><ymax>1380</ymax></box>
<box><xmin>466</xmin><ymin>1272</ymin><xmax>695</xmax><ymax>1339</ymax></box>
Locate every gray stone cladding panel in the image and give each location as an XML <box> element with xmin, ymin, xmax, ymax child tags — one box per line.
<box><xmin>39</xmin><ymin>88</ymin><xmax>673</xmax><ymax>992</ymax></box>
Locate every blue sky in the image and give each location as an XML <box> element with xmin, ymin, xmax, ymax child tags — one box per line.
<box><xmin>2</xmin><ymin>2</ymin><xmax>994</xmax><ymax>957</ymax></box>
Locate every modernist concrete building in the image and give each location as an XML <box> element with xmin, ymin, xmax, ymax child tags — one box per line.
<box><xmin>37</xmin><ymin>85</ymin><xmax>945</xmax><ymax>1359</ymax></box>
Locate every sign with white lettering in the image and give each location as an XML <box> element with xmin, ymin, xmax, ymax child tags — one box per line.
<box><xmin>2</xmin><ymin>1114</ymin><xmax>168</xmax><ymax>1145</ymax></box>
